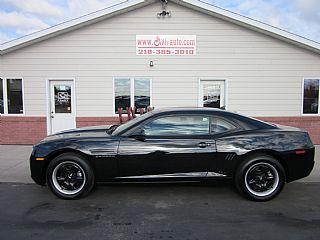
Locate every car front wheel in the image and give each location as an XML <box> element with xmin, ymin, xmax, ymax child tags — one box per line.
<box><xmin>235</xmin><ymin>155</ymin><xmax>285</xmax><ymax>201</ymax></box>
<box><xmin>46</xmin><ymin>153</ymin><xmax>95</xmax><ymax>199</ymax></box>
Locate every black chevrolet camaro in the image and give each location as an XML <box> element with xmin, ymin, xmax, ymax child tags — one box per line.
<box><xmin>30</xmin><ymin>108</ymin><xmax>315</xmax><ymax>201</ymax></box>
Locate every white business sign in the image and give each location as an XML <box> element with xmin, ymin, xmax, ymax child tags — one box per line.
<box><xmin>136</xmin><ymin>35</ymin><xmax>196</xmax><ymax>56</ymax></box>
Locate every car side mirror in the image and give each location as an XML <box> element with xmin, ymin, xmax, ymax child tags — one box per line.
<box><xmin>129</xmin><ymin>129</ymin><xmax>146</xmax><ymax>141</ymax></box>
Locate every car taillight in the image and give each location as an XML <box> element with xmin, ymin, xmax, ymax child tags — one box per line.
<box><xmin>295</xmin><ymin>150</ymin><xmax>306</xmax><ymax>155</ymax></box>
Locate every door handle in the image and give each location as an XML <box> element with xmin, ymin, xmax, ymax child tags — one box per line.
<box><xmin>198</xmin><ymin>142</ymin><xmax>210</xmax><ymax>148</ymax></box>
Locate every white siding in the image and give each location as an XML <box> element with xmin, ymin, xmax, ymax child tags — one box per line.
<box><xmin>1</xmin><ymin>2</ymin><xmax>320</xmax><ymax>117</ymax></box>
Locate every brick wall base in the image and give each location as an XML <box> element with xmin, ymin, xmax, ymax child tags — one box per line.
<box><xmin>0</xmin><ymin>116</ymin><xmax>47</xmax><ymax>145</ymax></box>
<box><xmin>0</xmin><ymin>116</ymin><xmax>319</xmax><ymax>145</ymax></box>
<box><xmin>76</xmin><ymin>117</ymin><xmax>119</xmax><ymax>128</ymax></box>
<box><xmin>257</xmin><ymin>116</ymin><xmax>320</xmax><ymax>144</ymax></box>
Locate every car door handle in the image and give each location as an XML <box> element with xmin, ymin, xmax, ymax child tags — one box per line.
<box><xmin>198</xmin><ymin>142</ymin><xmax>210</xmax><ymax>148</ymax></box>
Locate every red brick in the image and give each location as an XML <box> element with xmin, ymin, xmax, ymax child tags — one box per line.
<box><xmin>76</xmin><ymin>117</ymin><xmax>119</xmax><ymax>128</ymax></box>
<box><xmin>257</xmin><ymin>116</ymin><xmax>320</xmax><ymax>144</ymax></box>
<box><xmin>0</xmin><ymin>116</ymin><xmax>47</xmax><ymax>145</ymax></box>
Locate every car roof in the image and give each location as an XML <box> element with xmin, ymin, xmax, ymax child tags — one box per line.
<box><xmin>151</xmin><ymin>107</ymin><xmax>225</xmax><ymax>114</ymax></box>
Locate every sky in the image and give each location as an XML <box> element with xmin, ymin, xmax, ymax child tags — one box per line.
<box><xmin>0</xmin><ymin>0</ymin><xmax>319</xmax><ymax>44</ymax></box>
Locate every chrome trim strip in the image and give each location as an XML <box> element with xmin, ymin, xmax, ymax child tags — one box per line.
<box><xmin>116</xmin><ymin>172</ymin><xmax>227</xmax><ymax>179</ymax></box>
<box><xmin>116</xmin><ymin>172</ymin><xmax>207</xmax><ymax>179</ymax></box>
<box><xmin>114</xmin><ymin>180</ymin><xmax>200</xmax><ymax>184</ymax></box>
<box><xmin>206</xmin><ymin>172</ymin><xmax>227</xmax><ymax>177</ymax></box>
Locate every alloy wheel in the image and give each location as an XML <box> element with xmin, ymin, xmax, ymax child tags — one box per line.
<box><xmin>244</xmin><ymin>162</ymin><xmax>279</xmax><ymax>197</ymax></box>
<box><xmin>52</xmin><ymin>161</ymin><xmax>86</xmax><ymax>195</ymax></box>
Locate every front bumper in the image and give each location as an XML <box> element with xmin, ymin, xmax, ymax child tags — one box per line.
<box><xmin>30</xmin><ymin>147</ymin><xmax>47</xmax><ymax>185</ymax></box>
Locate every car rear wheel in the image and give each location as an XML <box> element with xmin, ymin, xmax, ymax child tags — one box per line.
<box><xmin>46</xmin><ymin>153</ymin><xmax>95</xmax><ymax>199</ymax></box>
<box><xmin>235</xmin><ymin>155</ymin><xmax>285</xmax><ymax>201</ymax></box>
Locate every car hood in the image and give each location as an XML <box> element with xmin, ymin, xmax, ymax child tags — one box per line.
<box><xmin>57</xmin><ymin>125</ymin><xmax>112</xmax><ymax>134</ymax></box>
<box><xmin>40</xmin><ymin>125</ymin><xmax>113</xmax><ymax>143</ymax></box>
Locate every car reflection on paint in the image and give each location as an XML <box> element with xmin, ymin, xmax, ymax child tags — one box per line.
<box><xmin>30</xmin><ymin>108</ymin><xmax>315</xmax><ymax>201</ymax></box>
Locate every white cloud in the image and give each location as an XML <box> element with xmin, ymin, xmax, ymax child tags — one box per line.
<box><xmin>2</xmin><ymin>0</ymin><xmax>63</xmax><ymax>19</ymax></box>
<box><xmin>63</xmin><ymin>0</ymin><xmax>124</xmax><ymax>20</ymax></box>
<box><xmin>0</xmin><ymin>11</ymin><xmax>49</xmax><ymax>29</ymax></box>
<box><xmin>294</xmin><ymin>0</ymin><xmax>320</xmax><ymax>23</ymax></box>
<box><xmin>0</xmin><ymin>11</ymin><xmax>50</xmax><ymax>43</ymax></box>
<box><xmin>212</xmin><ymin>0</ymin><xmax>320</xmax><ymax>42</ymax></box>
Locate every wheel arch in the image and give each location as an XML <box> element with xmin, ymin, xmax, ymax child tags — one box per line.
<box><xmin>42</xmin><ymin>148</ymin><xmax>94</xmax><ymax>184</ymax></box>
<box><xmin>234</xmin><ymin>149</ymin><xmax>288</xmax><ymax>181</ymax></box>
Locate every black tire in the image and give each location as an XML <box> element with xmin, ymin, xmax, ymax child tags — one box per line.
<box><xmin>235</xmin><ymin>154</ymin><xmax>285</xmax><ymax>201</ymax></box>
<box><xmin>46</xmin><ymin>153</ymin><xmax>95</xmax><ymax>200</ymax></box>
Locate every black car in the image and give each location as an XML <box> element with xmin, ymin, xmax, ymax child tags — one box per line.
<box><xmin>30</xmin><ymin>108</ymin><xmax>315</xmax><ymax>201</ymax></box>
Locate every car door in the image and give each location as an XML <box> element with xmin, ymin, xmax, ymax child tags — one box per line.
<box><xmin>208</xmin><ymin>116</ymin><xmax>242</xmax><ymax>176</ymax></box>
<box><xmin>117</xmin><ymin>114</ymin><xmax>217</xmax><ymax>178</ymax></box>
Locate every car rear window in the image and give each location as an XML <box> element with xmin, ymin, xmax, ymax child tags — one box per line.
<box><xmin>211</xmin><ymin>117</ymin><xmax>237</xmax><ymax>134</ymax></box>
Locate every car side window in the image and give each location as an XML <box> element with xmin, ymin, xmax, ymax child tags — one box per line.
<box><xmin>143</xmin><ymin>115</ymin><xmax>210</xmax><ymax>136</ymax></box>
<box><xmin>211</xmin><ymin>117</ymin><xmax>237</xmax><ymax>134</ymax></box>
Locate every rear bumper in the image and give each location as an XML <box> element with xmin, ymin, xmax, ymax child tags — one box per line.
<box><xmin>283</xmin><ymin>147</ymin><xmax>315</xmax><ymax>182</ymax></box>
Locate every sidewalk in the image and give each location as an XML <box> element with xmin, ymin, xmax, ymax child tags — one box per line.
<box><xmin>0</xmin><ymin>145</ymin><xmax>319</xmax><ymax>183</ymax></box>
<box><xmin>0</xmin><ymin>145</ymin><xmax>33</xmax><ymax>183</ymax></box>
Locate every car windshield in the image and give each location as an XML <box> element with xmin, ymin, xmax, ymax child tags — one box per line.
<box><xmin>111</xmin><ymin>111</ymin><xmax>153</xmax><ymax>136</ymax></box>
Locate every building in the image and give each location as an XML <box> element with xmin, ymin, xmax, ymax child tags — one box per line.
<box><xmin>1</xmin><ymin>0</ymin><xmax>320</xmax><ymax>145</ymax></box>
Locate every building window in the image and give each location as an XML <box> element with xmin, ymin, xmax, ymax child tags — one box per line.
<box><xmin>7</xmin><ymin>79</ymin><xmax>24</xmax><ymax>114</ymax></box>
<box><xmin>303</xmin><ymin>79</ymin><xmax>319</xmax><ymax>114</ymax></box>
<box><xmin>115</xmin><ymin>78</ymin><xmax>131</xmax><ymax>114</ymax></box>
<box><xmin>199</xmin><ymin>80</ymin><xmax>226</xmax><ymax>109</ymax></box>
<box><xmin>134</xmin><ymin>78</ymin><xmax>150</xmax><ymax>112</ymax></box>
<box><xmin>0</xmin><ymin>78</ymin><xmax>3</xmax><ymax>114</ymax></box>
<box><xmin>114</xmin><ymin>78</ymin><xmax>151</xmax><ymax>114</ymax></box>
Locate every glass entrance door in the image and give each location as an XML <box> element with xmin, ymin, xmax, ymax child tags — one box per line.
<box><xmin>49</xmin><ymin>80</ymin><xmax>76</xmax><ymax>134</ymax></box>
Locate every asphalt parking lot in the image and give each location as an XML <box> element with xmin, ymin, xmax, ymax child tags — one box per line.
<box><xmin>0</xmin><ymin>145</ymin><xmax>319</xmax><ymax>240</ymax></box>
<box><xmin>0</xmin><ymin>182</ymin><xmax>320</xmax><ymax>240</ymax></box>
